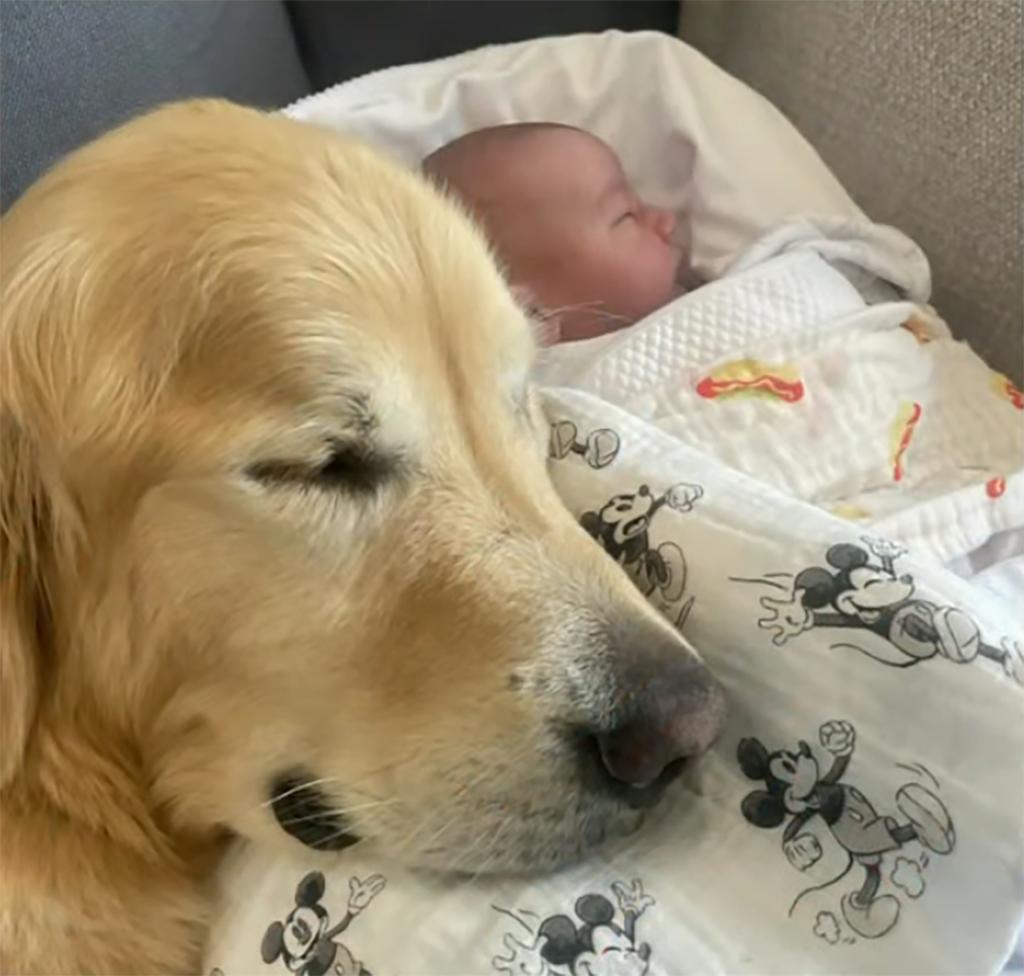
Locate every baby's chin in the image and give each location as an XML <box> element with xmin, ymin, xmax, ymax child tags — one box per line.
<box><xmin>551</xmin><ymin>299</ymin><xmax>669</xmax><ymax>344</ymax></box>
<box><xmin>545</xmin><ymin>276</ymin><xmax>691</xmax><ymax>344</ymax></box>
<box><xmin>635</xmin><ymin>277</ymin><xmax>688</xmax><ymax>320</ymax></box>
<box><xmin>674</xmin><ymin>261</ymin><xmax>704</xmax><ymax>294</ymax></box>
<box><xmin>666</xmin><ymin>281</ymin><xmax>687</xmax><ymax>303</ymax></box>
<box><xmin>554</xmin><ymin>311</ymin><xmax>629</xmax><ymax>343</ymax></box>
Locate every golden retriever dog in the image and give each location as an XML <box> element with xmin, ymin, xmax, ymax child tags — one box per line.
<box><xmin>0</xmin><ymin>100</ymin><xmax>726</xmax><ymax>974</ymax></box>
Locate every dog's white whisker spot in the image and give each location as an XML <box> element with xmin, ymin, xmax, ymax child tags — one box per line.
<box><xmin>274</xmin><ymin>795</ymin><xmax>400</xmax><ymax>827</ymax></box>
<box><xmin>259</xmin><ymin>775</ymin><xmax>342</xmax><ymax>809</ymax></box>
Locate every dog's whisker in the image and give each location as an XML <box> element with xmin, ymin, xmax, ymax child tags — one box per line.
<box><xmin>318</xmin><ymin>823</ymin><xmax>361</xmax><ymax>845</ymax></box>
<box><xmin>321</xmin><ymin>831</ymin><xmax>369</xmax><ymax>854</ymax></box>
<box><xmin>533</xmin><ymin>298</ymin><xmax>606</xmax><ymax>321</ymax></box>
<box><xmin>259</xmin><ymin>756</ymin><xmax>424</xmax><ymax>813</ymax></box>
<box><xmin>468</xmin><ymin>814</ymin><xmax>515</xmax><ymax>883</ymax></box>
<box><xmin>449</xmin><ymin>807</ymin><xmax>502</xmax><ymax>872</ymax></box>
<box><xmin>399</xmin><ymin>789</ymin><xmax>475</xmax><ymax>855</ymax></box>
<box><xmin>529</xmin><ymin>298</ymin><xmax>634</xmax><ymax>339</ymax></box>
<box><xmin>342</xmin><ymin>753</ymin><xmax>424</xmax><ymax>790</ymax></box>
<box><xmin>414</xmin><ymin>814</ymin><xmax>460</xmax><ymax>858</ymax></box>
<box><xmin>394</xmin><ymin>764</ymin><xmax>494</xmax><ymax>859</ymax></box>
<box><xmin>395</xmin><ymin>807</ymin><xmax>451</xmax><ymax>857</ymax></box>
<box><xmin>260</xmin><ymin>775</ymin><xmax>340</xmax><ymax>808</ymax></box>
<box><xmin>591</xmin><ymin>307</ymin><xmax>633</xmax><ymax>325</ymax></box>
<box><xmin>274</xmin><ymin>796</ymin><xmax>401</xmax><ymax>828</ymax></box>
<box><xmin>331</xmin><ymin>796</ymin><xmax>401</xmax><ymax>816</ymax></box>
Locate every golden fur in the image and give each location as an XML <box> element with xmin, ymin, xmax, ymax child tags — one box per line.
<box><xmin>0</xmin><ymin>101</ymin><xmax>720</xmax><ymax>974</ymax></box>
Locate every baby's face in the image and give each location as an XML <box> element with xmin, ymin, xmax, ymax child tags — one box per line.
<box><xmin>483</xmin><ymin>131</ymin><xmax>684</xmax><ymax>342</ymax></box>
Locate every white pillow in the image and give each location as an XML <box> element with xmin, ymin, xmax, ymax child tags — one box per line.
<box><xmin>285</xmin><ymin>30</ymin><xmax>865</xmax><ymax>282</ymax></box>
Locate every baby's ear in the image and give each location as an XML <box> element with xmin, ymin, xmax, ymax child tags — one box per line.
<box><xmin>0</xmin><ymin>414</ymin><xmax>63</xmax><ymax>787</ymax></box>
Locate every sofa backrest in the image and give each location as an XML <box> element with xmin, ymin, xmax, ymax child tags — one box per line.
<box><xmin>680</xmin><ymin>0</ymin><xmax>1023</xmax><ymax>379</ymax></box>
<box><xmin>0</xmin><ymin>0</ymin><xmax>679</xmax><ymax>213</ymax></box>
<box><xmin>0</xmin><ymin>0</ymin><xmax>311</xmax><ymax>212</ymax></box>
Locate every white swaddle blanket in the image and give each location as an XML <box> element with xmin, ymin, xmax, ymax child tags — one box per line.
<box><xmin>205</xmin><ymin>31</ymin><xmax>1024</xmax><ymax>976</ymax></box>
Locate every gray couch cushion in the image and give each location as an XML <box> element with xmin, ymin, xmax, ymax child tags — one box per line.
<box><xmin>0</xmin><ymin>0</ymin><xmax>311</xmax><ymax>211</ymax></box>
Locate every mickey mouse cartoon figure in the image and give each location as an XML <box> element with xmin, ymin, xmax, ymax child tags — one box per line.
<box><xmin>549</xmin><ymin>420</ymin><xmax>621</xmax><ymax>470</ymax></box>
<box><xmin>738</xmin><ymin>720</ymin><xmax>955</xmax><ymax>940</ymax></box>
<box><xmin>580</xmin><ymin>482</ymin><xmax>704</xmax><ymax>626</ymax></box>
<box><xmin>492</xmin><ymin>880</ymin><xmax>655</xmax><ymax>976</ymax></box>
<box><xmin>261</xmin><ymin>871</ymin><xmax>385</xmax><ymax>976</ymax></box>
<box><xmin>754</xmin><ymin>537</ymin><xmax>1024</xmax><ymax>683</ymax></box>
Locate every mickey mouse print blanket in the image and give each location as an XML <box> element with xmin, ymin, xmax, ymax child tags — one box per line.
<box><xmin>205</xmin><ymin>383</ymin><xmax>1022</xmax><ymax>976</ymax></box>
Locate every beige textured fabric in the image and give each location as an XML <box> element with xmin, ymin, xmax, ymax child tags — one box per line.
<box><xmin>680</xmin><ymin>0</ymin><xmax>1023</xmax><ymax>382</ymax></box>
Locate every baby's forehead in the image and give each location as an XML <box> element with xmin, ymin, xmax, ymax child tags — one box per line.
<box><xmin>426</xmin><ymin>126</ymin><xmax>627</xmax><ymax>213</ymax></box>
<box><xmin>486</xmin><ymin>129</ymin><xmax>625</xmax><ymax>204</ymax></box>
<box><xmin>502</xmin><ymin>128</ymin><xmax>618</xmax><ymax>174</ymax></box>
<box><xmin>515</xmin><ymin>125</ymin><xmax>611</xmax><ymax>155</ymax></box>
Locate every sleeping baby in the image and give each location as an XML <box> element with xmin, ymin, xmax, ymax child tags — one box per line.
<box><xmin>423</xmin><ymin>123</ymin><xmax>689</xmax><ymax>343</ymax></box>
<box><xmin>424</xmin><ymin>124</ymin><xmax>1023</xmax><ymax>563</ymax></box>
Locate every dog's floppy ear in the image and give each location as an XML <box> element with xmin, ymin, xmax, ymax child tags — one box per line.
<box><xmin>1</xmin><ymin>224</ymin><xmax>91</xmax><ymax>789</ymax></box>
<box><xmin>0</xmin><ymin>416</ymin><xmax>51</xmax><ymax>787</ymax></box>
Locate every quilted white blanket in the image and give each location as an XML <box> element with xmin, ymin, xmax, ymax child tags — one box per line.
<box><xmin>535</xmin><ymin>217</ymin><xmax>1024</xmax><ymax>575</ymax></box>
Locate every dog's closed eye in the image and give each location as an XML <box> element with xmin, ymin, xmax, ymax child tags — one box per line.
<box><xmin>247</xmin><ymin>440</ymin><xmax>394</xmax><ymax>494</ymax></box>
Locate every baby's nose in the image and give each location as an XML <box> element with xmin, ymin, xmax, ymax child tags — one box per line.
<box><xmin>646</xmin><ymin>206</ymin><xmax>677</xmax><ymax>243</ymax></box>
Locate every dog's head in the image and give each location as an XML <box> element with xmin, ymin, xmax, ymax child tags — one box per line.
<box><xmin>0</xmin><ymin>101</ymin><xmax>725</xmax><ymax>873</ymax></box>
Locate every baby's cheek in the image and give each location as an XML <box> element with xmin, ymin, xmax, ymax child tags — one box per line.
<box><xmin>631</xmin><ymin>243</ymin><xmax>679</xmax><ymax>312</ymax></box>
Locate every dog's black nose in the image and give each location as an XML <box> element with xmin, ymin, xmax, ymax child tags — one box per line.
<box><xmin>592</xmin><ymin>629</ymin><xmax>727</xmax><ymax>794</ymax></box>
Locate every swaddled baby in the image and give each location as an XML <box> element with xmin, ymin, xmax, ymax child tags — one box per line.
<box><xmin>423</xmin><ymin>123</ymin><xmax>689</xmax><ymax>343</ymax></box>
<box><xmin>425</xmin><ymin>124</ymin><xmax>1023</xmax><ymax>554</ymax></box>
